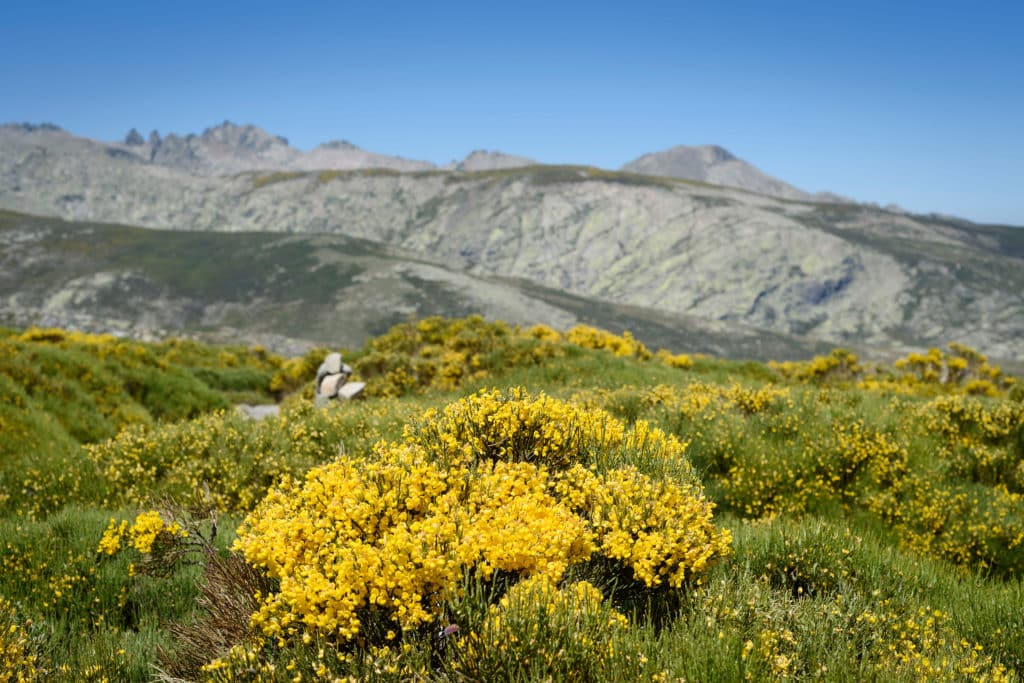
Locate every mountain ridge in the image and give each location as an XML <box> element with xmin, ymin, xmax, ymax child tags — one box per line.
<box><xmin>2</xmin><ymin>122</ymin><xmax>1021</xmax><ymax>361</ymax></box>
<box><xmin>5</xmin><ymin>120</ymin><xmax>849</xmax><ymax>201</ymax></box>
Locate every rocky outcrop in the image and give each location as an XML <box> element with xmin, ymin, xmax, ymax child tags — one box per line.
<box><xmin>124</xmin><ymin>128</ymin><xmax>145</xmax><ymax>146</ymax></box>
<box><xmin>455</xmin><ymin>150</ymin><xmax>536</xmax><ymax>171</ymax></box>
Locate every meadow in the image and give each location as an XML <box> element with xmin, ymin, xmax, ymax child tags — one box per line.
<box><xmin>0</xmin><ymin>317</ymin><xmax>1021</xmax><ymax>682</ymax></box>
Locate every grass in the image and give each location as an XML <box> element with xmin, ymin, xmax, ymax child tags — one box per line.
<box><xmin>250</xmin><ymin>171</ymin><xmax>306</xmax><ymax>189</ymax></box>
<box><xmin>1</xmin><ymin>318</ymin><xmax>1022</xmax><ymax>681</ymax></box>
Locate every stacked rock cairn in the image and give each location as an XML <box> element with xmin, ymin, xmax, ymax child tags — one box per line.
<box><xmin>315</xmin><ymin>352</ymin><xmax>364</xmax><ymax>406</ymax></box>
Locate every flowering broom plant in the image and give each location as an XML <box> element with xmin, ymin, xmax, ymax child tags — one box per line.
<box><xmin>231</xmin><ymin>389</ymin><xmax>731</xmax><ymax>653</ymax></box>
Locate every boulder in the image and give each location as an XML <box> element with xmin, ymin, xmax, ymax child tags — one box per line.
<box><xmin>318</xmin><ymin>372</ymin><xmax>346</xmax><ymax>398</ymax></box>
<box><xmin>337</xmin><ymin>381</ymin><xmax>365</xmax><ymax>400</ymax></box>
<box><xmin>321</xmin><ymin>352</ymin><xmax>344</xmax><ymax>375</ymax></box>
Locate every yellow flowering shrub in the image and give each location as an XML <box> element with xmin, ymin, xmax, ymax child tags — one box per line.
<box><xmin>97</xmin><ymin>510</ymin><xmax>188</xmax><ymax>557</ymax></box>
<box><xmin>640</xmin><ymin>382</ymin><xmax>791</xmax><ymax>418</ymax></box>
<box><xmin>524</xmin><ymin>323</ymin><xmax>563</xmax><ymax>342</ymax></box>
<box><xmin>232</xmin><ymin>390</ymin><xmax>730</xmax><ymax>649</ymax></box>
<box><xmin>656</xmin><ymin>348</ymin><xmax>694</xmax><ymax>369</ymax></box>
<box><xmin>264</xmin><ymin>317</ymin><xmax>699</xmax><ymax>400</ymax></box>
<box><xmin>894</xmin><ymin>347</ymin><xmax>947</xmax><ymax>384</ymax></box>
<box><xmin>234</xmin><ymin>451</ymin><xmax>595</xmax><ymax>643</ymax></box>
<box><xmin>450</xmin><ymin>576</ymin><xmax>638</xmax><ymax>682</ymax></box>
<box><xmin>0</xmin><ymin>597</ymin><xmax>40</xmax><ymax>682</ymax></box>
<box><xmin>889</xmin><ymin>343</ymin><xmax>1014</xmax><ymax>396</ymax></box>
<box><xmin>854</xmin><ymin>605</ymin><xmax>1011</xmax><ymax>681</ymax></box>
<box><xmin>553</xmin><ymin>464</ymin><xmax>732</xmax><ymax>588</ymax></box>
<box><xmin>773</xmin><ymin>343</ymin><xmax>1016</xmax><ymax>400</ymax></box>
<box><xmin>879</xmin><ymin>476</ymin><xmax>1024</xmax><ymax>575</ymax></box>
<box><xmin>408</xmin><ymin>387</ymin><xmax>628</xmax><ymax>470</ymax></box>
<box><xmin>415</xmin><ymin>387</ymin><xmax>700</xmax><ymax>479</ymax></box>
<box><xmin>566</xmin><ymin>324</ymin><xmax>653</xmax><ymax>360</ymax></box>
<box><xmin>922</xmin><ymin>394</ymin><xmax>1024</xmax><ymax>490</ymax></box>
<box><xmin>853</xmin><ymin>393</ymin><xmax>1024</xmax><ymax>574</ymax></box>
<box><xmin>770</xmin><ymin>349</ymin><xmax>863</xmax><ymax>383</ymax></box>
<box><xmin>355</xmin><ymin>316</ymin><xmax>521</xmax><ymax>397</ymax></box>
<box><xmin>85</xmin><ymin>404</ymin><xmax>348</xmax><ymax>512</ymax></box>
<box><xmin>528</xmin><ymin>323</ymin><xmax>695</xmax><ymax>372</ymax></box>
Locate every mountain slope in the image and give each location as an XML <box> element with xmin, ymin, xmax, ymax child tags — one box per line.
<box><xmin>0</xmin><ymin>209</ymin><xmax>835</xmax><ymax>360</ymax></box>
<box><xmin>2</xmin><ymin>124</ymin><xmax>1022</xmax><ymax>359</ymax></box>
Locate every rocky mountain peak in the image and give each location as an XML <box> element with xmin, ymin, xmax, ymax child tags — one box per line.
<box><xmin>1</xmin><ymin>122</ymin><xmax>64</xmax><ymax>134</ymax></box>
<box><xmin>622</xmin><ymin>144</ymin><xmax>814</xmax><ymax>201</ymax></box>
<box><xmin>456</xmin><ymin>149</ymin><xmax>537</xmax><ymax>172</ymax></box>
<box><xmin>199</xmin><ymin>120</ymin><xmax>290</xmax><ymax>151</ymax></box>
<box><xmin>124</xmin><ymin>128</ymin><xmax>145</xmax><ymax>146</ymax></box>
<box><xmin>318</xmin><ymin>140</ymin><xmax>360</xmax><ymax>151</ymax></box>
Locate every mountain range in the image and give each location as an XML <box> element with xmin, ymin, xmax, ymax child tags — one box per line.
<box><xmin>1</xmin><ymin>121</ymin><xmax>1021</xmax><ymax>361</ymax></box>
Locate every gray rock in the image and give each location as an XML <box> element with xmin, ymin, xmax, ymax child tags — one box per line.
<box><xmin>236</xmin><ymin>403</ymin><xmax>280</xmax><ymax>420</ymax></box>
<box><xmin>316</xmin><ymin>352</ymin><xmax>351</xmax><ymax>393</ymax></box>
<box><xmin>337</xmin><ymin>381</ymin><xmax>365</xmax><ymax>400</ymax></box>
<box><xmin>321</xmin><ymin>352</ymin><xmax>343</xmax><ymax>375</ymax></box>
<box><xmin>124</xmin><ymin>128</ymin><xmax>145</xmax><ymax>146</ymax></box>
<box><xmin>318</xmin><ymin>372</ymin><xmax>346</xmax><ymax>398</ymax></box>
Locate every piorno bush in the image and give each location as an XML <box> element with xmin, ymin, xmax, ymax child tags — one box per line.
<box><xmin>228</xmin><ymin>389</ymin><xmax>731</xmax><ymax>667</ymax></box>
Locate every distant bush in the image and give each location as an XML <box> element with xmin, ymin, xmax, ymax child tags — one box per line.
<box><xmin>353</xmin><ymin>316</ymin><xmax>558</xmax><ymax>396</ymax></box>
<box><xmin>769</xmin><ymin>348</ymin><xmax>863</xmax><ymax>383</ymax></box>
<box><xmin>773</xmin><ymin>343</ymin><xmax>1017</xmax><ymax>399</ymax></box>
<box><xmin>0</xmin><ymin>328</ymin><xmax>281</xmax><ymax>444</ymax></box>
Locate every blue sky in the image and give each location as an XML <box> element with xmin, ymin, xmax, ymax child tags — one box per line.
<box><xmin>2</xmin><ymin>0</ymin><xmax>1022</xmax><ymax>225</ymax></box>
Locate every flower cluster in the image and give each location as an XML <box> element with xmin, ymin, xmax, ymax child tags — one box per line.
<box><xmin>772</xmin><ymin>342</ymin><xmax>1016</xmax><ymax>399</ymax></box>
<box><xmin>354</xmin><ymin>316</ymin><xmax>530</xmax><ymax>397</ymax></box>
<box><xmin>770</xmin><ymin>349</ymin><xmax>863</xmax><ymax>383</ymax></box>
<box><xmin>85</xmin><ymin>403</ymin><xmax>346</xmax><ymax>512</ymax></box>
<box><xmin>565</xmin><ymin>325</ymin><xmax>653</xmax><ymax>360</ymax></box>
<box><xmin>853</xmin><ymin>605</ymin><xmax>1010</xmax><ymax>681</ymax></box>
<box><xmin>450</xmin><ymin>576</ymin><xmax>635</xmax><ymax>681</ymax></box>
<box><xmin>409</xmin><ymin>387</ymin><xmax>629</xmax><ymax>470</ymax></box>
<box><xmin>0</xmin><ymin>596</ymin><xmax>40</xmax><ymax>681</ymax></box>
<box><xmin>893</xmin><ymin>342</ymin><xmax>1013</xmax><ymax>394</ymax></box>
<box><xmin>553</xmin><ymin>464</ymin><xmax>729</xmax><ymax>587</ymax></box>
<box><xmin>232</xmin><ymin>390</ymin><xmax>730</xmax><ymax>648</ymax></box>
<box><xmin>339</xmin><ymin>317</ymin><xmax>699</xmax><ymax>398</ymax></box>
<box><xmin>97</xmin><ymin>510</ymin><xmax>187</xmax><ymax>557</ymax></box>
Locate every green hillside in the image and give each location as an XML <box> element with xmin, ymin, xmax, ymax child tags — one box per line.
<box><xmin>1</xmin><ymin>318</ymin><xmax>1022</xmax><ymax>681</ymax></box>
<box><xmin>0</xmin><ymin>209</ymin><xmax>835</xmax><ymax>361</ymax></box>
